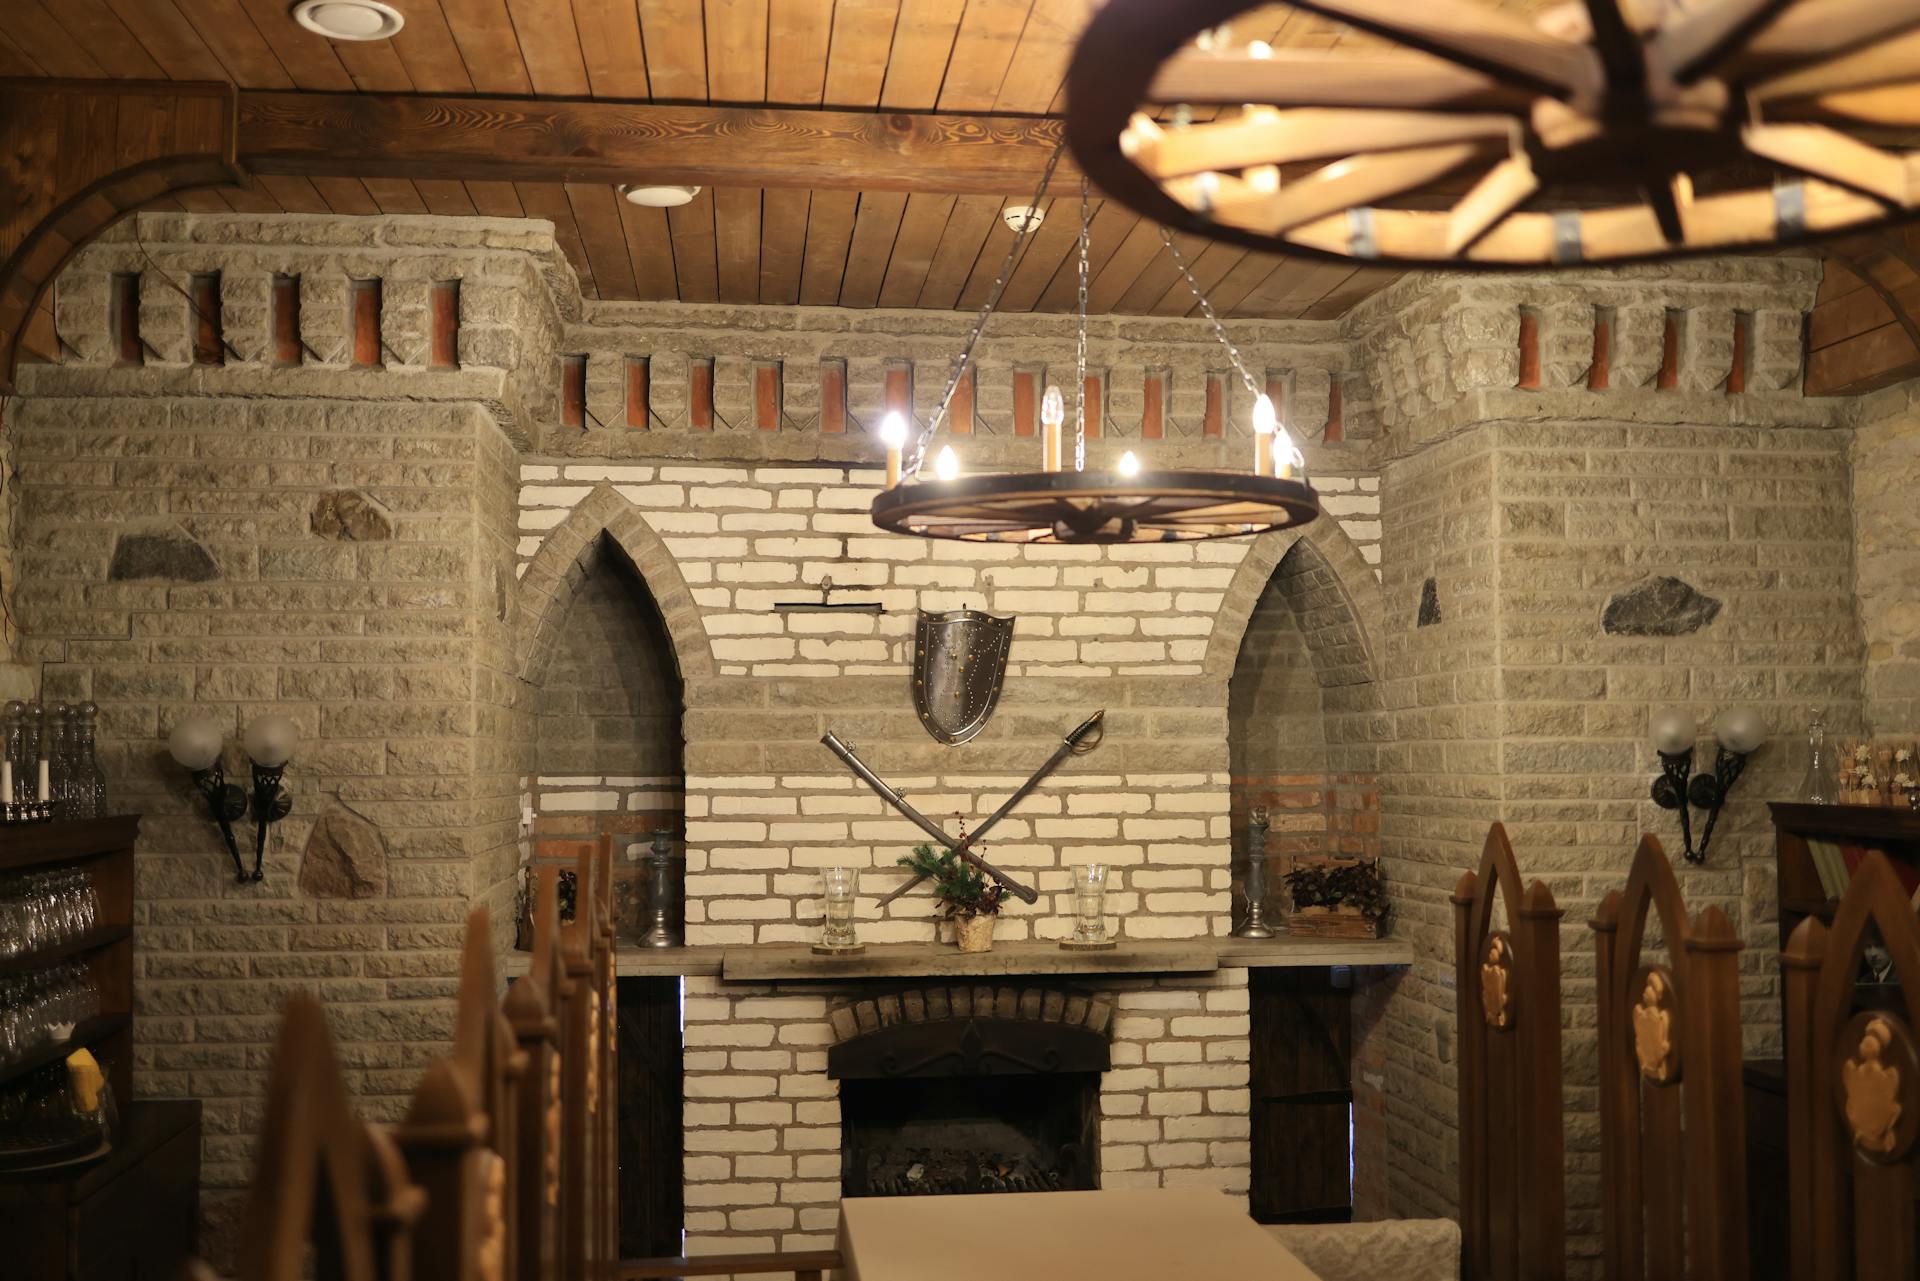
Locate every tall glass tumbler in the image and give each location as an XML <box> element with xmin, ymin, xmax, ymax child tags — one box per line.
<box><xmin>1073</xmin><ymin>864</ymin><xmax>1109</xmax><ymax>944</ymax></box>
<box><xmin>821</xmin><ymin>868</ymin><xmax>858</xmax><ymax>949</ymax></box>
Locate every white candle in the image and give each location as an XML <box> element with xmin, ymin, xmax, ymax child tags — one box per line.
<box><xmin>37</xmin><ymin>759</ymin><xmax>49</xmax><ymax>802</ymax></box>
<box><xmin>879</xmin><ymin>412</ymin><xmax>907</xmax><ymax>487</ymax></box>
<box><xmin>3</xmin><ymin>760</ymin><xmax>13</xmax><ymax>805</ymax></box>
<box><xmin>1041</xmin><ymin>385</ymin><xmax>1065</xmax><ymax>473</ymax></box>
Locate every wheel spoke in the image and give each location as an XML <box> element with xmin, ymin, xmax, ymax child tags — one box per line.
<box><xmin>1446</xmin><ymin>155</ymin><xmax>1541</xmax><ymax>255</ymax></box>
<box><xmin>1148</xmin><ymin>50</ymin><xmax>1530</xmax><ymax>112</ymax></box>
<box><xmin>1130</xmin><ymin>108</ymin><xmax>1518</xmax><ymax>180</ymax></box>
<box><xmin>1279</xmin><ymin>0</ymin><xmax>1603</xmax><ymax>102</ymax></box>
<box><xmin>1193</xmin><ymin>143</ymin><xmax>1486</xmax><ymax>236</ymax></box>
<box><xmin>1651</xmin><ymin>0</ymin><xmax>1798</xmax><ymax>83</ymax></box>
<box><xmin>1755</xmin><ymin>30</ymin><xmax>1920</xmax><ymax>105</ymax></box>
<box><xmin>1719</xmin><ymin>0</ymin><xmax>1920</xmax><ymax>84</ymax></box>
<box><xmin>1743</xmin><ymin>123</ymin><xmax>1913</xmax><ymax>205</ymax></box>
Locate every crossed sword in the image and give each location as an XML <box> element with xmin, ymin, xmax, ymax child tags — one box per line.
<box><xmin>819</xmin><ymin>709</ymin><xmax>1106</xmax><ymax>908</ymax></box>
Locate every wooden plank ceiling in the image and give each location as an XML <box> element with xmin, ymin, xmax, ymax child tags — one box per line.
<box><xmin>0</xmin><ymin>0</ymin><xmax>1422</xmax><ymax>320</ymax></box>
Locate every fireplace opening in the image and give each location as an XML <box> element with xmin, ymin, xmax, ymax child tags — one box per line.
<box><xmin>840</xmin><ymin>1074</ymin><xmax>1097</xmax><ymax>1197</ymax></box>
<box><xmin>830</xmin><ymin>987</ymin><xmax>1111</xmax><ymax>1200</ymax></box>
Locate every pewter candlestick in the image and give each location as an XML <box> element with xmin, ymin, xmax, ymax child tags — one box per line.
<box><xmin>1236</xmin><ymin>806</ymin><xmax>1276</xmax><ymax>939</ymax></box>
<box><xmin>639</xmin><ymin>827</ymin><xmax>683</xmax><ymax>948</ymax></box>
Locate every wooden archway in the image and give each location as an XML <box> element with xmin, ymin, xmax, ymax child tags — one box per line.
<box><xmin>0</xmin><ymin>77</ymin><xmax>244</xmax><ymax>393</ymax></box>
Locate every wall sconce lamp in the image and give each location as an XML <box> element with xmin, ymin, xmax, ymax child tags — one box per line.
<box><xmin>1649</xmin><ymin>706</ymin><xmax>1767</xmax><ymax>864</ymax></box>
<box><xmin>168</xmin><ymin>714</ymin><xmax>298</xmax><ymax>882</ymax></box>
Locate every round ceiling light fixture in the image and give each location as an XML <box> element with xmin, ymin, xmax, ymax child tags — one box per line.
<box><xmin>1001</xmin><ymin>203</ymin><xmax>1044</xmax><ymax>233</ymax></box>
<box><xmin>291</xmin><ymin>0</ymin><xmax>405</xmax><ymax>40</ymax></box>
<box><xmin>620</xmin><ymin>184</ymin><xmax>702</xmax><ymax>208</ymax></box>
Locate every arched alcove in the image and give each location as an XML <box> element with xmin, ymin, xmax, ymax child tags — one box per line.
<box><xmin>1227</xmin><ymin>539</ymin><xmax>1383</xmax><ymax>924</ymax></box>
<box><xmin>530</xmin><ymin>533</ymin><xmax>685</xmax><ymax>944</ymax></box>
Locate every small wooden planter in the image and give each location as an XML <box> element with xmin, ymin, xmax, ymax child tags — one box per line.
<box><xmin>1285</xmin><ymin>855</ymin><xmax>1385</xmax><ymax>939</ymax></box>
<box><xmin>1287</xmin><ymin>906</ymin><xmax>1383</xmax><ymax>940</ymax></box>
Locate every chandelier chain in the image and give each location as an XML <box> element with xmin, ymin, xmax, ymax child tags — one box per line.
<box><xmin>1074</xmin><ymin>177</ymin><xmax>1090</xmax><ymax>474</ymax></box>
<box><xmin>1159</xmin><ymin>226</ymin><xmax>1261</xmax><ymax>400</ymax></box>
<box><xmin>904</xmin><ymin>140</ymin><xmax>1067</xmax><ymax>479</ymax></box>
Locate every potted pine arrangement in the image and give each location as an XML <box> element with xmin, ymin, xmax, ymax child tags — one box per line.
<box><xmin>898</xmin><ymin>832</ymin><xmax>1007</xmax><ymax>953</ymax></box>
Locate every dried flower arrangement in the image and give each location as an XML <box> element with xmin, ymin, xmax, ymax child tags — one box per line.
<box><xmin>1283</xmin><ymin>856</ymin><xmax>1389</xmax><ymax>939</ymax></box>
<box><xmin>1837</xmin><ymin>739</ymin><xmax>1920</xmax><ymax>806</ymax></box>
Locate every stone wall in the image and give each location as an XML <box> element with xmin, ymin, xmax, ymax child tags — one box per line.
<box><xmin>1851</xmin><ymin>380</ymin><xmax>1920</xmax><ymax>734</ymax></box>
<box><xmin>1354</xmin><ymin>268</ymin><xmax>1860</xmax><ymax>1270</ymax></box>
<box><xmin>17</xmin><ymin>215</ymin><xmax>1875</xmax><ymax>1263</ymax></box>
<box><xmin>21</xmin><ymin>213</ymin><xmax>1385</xmax><ymax>1250</ymax></box>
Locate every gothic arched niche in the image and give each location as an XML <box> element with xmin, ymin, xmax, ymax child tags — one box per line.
<box><xmin>532</xmin><ymin>533</ymin><xmax>685</xmax><ymax>943</ymax></box>
<box><xmin>1226</xmin><ymin>539</ymin><xmax>1382</xmax><ymax>927</ymax></box>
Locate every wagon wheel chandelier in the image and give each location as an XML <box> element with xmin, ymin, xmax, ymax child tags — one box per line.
<box><xmin>1065</xmin><ymin>0</ymin><xmax>1920</xmax><ymax>269</ymax></box>
<box><xmin>869</xmin><ymin>156</ymin><xmax>1320</xmax><ymax>545</ymax></box>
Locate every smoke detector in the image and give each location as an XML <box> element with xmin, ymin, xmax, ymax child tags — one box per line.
<box><xmin>291</xmin><ymin>0</ymin><xmax>405</xmax><ymax>40</ymax></box>
<box><xmin>1002</xmin><ymin>204</ymin><xmax>1044</xmax><ymax>234</ymax></box>
<box><xmin>621</xmin><ymin>184</ymin><xmax>702</xmax><ymax>208</ymax></box>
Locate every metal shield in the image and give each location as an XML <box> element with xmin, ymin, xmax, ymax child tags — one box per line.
<box><xmin>912</xmin><ymin>608</ymin><xmax>1014</xmax><ymax>745</ymax></box>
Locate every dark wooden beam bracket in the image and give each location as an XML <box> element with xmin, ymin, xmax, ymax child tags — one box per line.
<box><xmin>236</xmin><ymin>92</ymin><xmax>1075</xmax><ymax>196</ymax></box>
<box><xmin>0</xmin><ymin>78</ymin><xmax>244</xmax><ymax>392</ymax></box>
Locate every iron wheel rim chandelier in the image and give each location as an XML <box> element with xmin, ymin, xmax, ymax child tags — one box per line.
<box><xmin>870</xmin><ymin>151</ymin><xmax>1321</xmax><ymax>545</ymax></box>
<box><xmin>1066</xmin><ymin>0</ymin><xmax>1920</xmax><ymax>270</ymax></box>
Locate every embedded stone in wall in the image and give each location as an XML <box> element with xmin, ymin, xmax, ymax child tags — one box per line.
<box><xmin>299</xmin><ymin>803</ymin><xmax>389</xmax><ymax>899</ymax></box>
<box><xmin>311</xmin><ymin>489</ymin><xmax>394</xmax><ymax>542</ymax></box>
<box><xmin>1417</xmin><ymin>578</ymin><xmax>1441</xmax><ymax>627</ymax></box>
<box><xmin>1600</xmin><ymin>575</ymin><xmax>1721</xmax><ymax>637</ymax></box>
<box><xmin>108</xmin><ymin>529</ymin><xmax>218</xmax><ymax>582</ymax></box>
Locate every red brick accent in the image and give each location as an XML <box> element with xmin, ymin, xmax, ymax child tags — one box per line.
<box><xmin>626</xmin><ymin>356</ymin><xmax>650</xmax><ymax>428</ymax></box>
<box><xmin>1657</xmin><ymin>309</ymin><xmax>1680</xmax><ymax>389</ymax></box>
<box><xmin>1516</xmin><ymin>309</ymin><xmax>1540</xmax><ymax>389</ymax></box>
<box><xmin>819</xmin><ymin>359</ymin><xmax>846</xmax><ymax>433</ymax></box>
<box><xmin>1081</xmin><ymin>371</ymin><xmax>1103</xmax><ymax>439</ymax></box>
<box><xmin>1727</xmin><ymin>312</ymin><xmax>1749</xmax><ymax>394</ymax></box>
<box><xmin>110</xmin><ymin>273</ymin><xmax>141</xmax><ymax>365</ymax></box>
<box><xmin>1203</xmin><ymin>371</ymin><xmax>1225</xmax><ymax>438</ymax></box>
<box><xmin>1588</xmin><ymin>309</ymin><xmax>1612</xmax><ymax>389</ymax></box>
<box><xmin>1141</xmin><ymin>370</ymin><xmax>1166</xmax><ymax>440</ymax></box>
<box><xmin>560</xmin><ymin>354</ymin><xmax>587</xmax><ymax>430</ymax></box>
<box><xmin>1012</xmin><ymin>368</ymin><xmax>1037</xmax><ymax>437</ymax></box>
<box><xmin>754</xmin><ymin>360</ymin><xmax>782</xmax><ymax>430</ymax></box>
<box><xmin>271</xmin><ymin>275</ymin><xmax>301</xmax><ymax>366</ymax></box>
<box><xmin>349</xmin><ymin>278</ymin><xmax>381</xmax><ymax>367</ymax></box>
<box><xmin>947</xmin><ymin>364</ymin><xmax>974</xmax><ymax>435</ymax></box>
<box><xmin>689</xmin><ymin>357</ymin><xmax>714</xmax><ymax>430</ymax></box>
<box><xmin>428</xmin><ymin>279</ymin><xmax>459</xmax><ymax>368</ymax></box>
<box><xmin>190</xmin><ymin>273</ymin><xmax>222</xmax><ymax>366</ymax></box>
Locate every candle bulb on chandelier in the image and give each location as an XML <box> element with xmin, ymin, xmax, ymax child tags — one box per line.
<box><xmin>1252</xmin><ymin>393</ymin><xmax>1276</xmax><ymax>476</ymax></box>
<box><xmin>1041</xmin><ymin>385</ymin><xmax>1065</xmax><ymax>473</ymax></box>
<box><xmin>879</xmin><ymin>412</ymin><xmax>907</xmax><ymax>488</ymax></box>
<box><xmin>935</xmin><ymin>445</ymin><xmax>960</xmax><ymax>482</ymax></box>
<box><xmin>1117</xmin><ymin>451</ymin><xmax>1141</xmax><ymax>478</ymax></box>
<box><xmin>1274</xmin><ymin>426</ymin><xmax>1301</xmax><ymax>481</ymax></box>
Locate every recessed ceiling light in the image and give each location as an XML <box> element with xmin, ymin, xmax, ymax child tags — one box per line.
<box><xmin>620</xmin><ymin>184</ymin><xmax>702</xmax><ymax>208</ymax></box>
<box><xmin>1002</xmin><ymin>204</ymin><xmax>1043</xmax><ymax>233</ymax></box>
<box><xmin>292</xmin><ymin>0</ymin><xmax>405</xmax><ymax>41</ymax></box>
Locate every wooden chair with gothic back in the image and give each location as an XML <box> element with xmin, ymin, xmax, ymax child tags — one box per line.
<box><xmin>1591</xmin><ymin>834</ymin><xmax>1748</xmax><ymax>1281</ymax></box>
<box><xmin>552</xmin><ymin>839</ymin><xmax>604</xmax><ymax>1281</ymax></box>
<box><xmin>1452</xmin><ymin>822</ymin><xmax>1566</xmax><ymax>1281</ymax></box>
<box><xmin>387</xmin><ymin>907</ymin><xmax>525</xmax><ymax>1281</ymax></box>
<box><xmin>506</xmin><ymin>864</ymin><xmax>570</xmax><ymax>1281</ymax></box>
<box><xmin>588</xmin><ymin>835</ymin><xmax>619</xmax><ymax>1281</ymax></box>
<box><xmin>230</xmin><ymin>993</ymin><xmax>425</xmax><ymax>1281</ymax></box>
<box><xmin>1782</xmin><ymin>851</ymin><xmax>1920</xmax><ymax>1281</ymax></box>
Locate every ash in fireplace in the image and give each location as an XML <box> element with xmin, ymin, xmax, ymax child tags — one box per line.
<box><xmin>859</xmin><ymin>1144</ymin><xmax>1078</xmax><ymax>1196</ymax></box>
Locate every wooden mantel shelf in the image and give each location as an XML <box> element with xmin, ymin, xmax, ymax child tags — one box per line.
<box><xmin>504</xmin><ymin>934</ymin><xmax>1413</xmax><ymax>980</ymax></box>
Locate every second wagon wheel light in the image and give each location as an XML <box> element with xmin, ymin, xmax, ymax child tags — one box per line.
<box><xmin>868</xmin><ymin>151</ymin><xmax>1322</xmax><ymax>545</ymax></box>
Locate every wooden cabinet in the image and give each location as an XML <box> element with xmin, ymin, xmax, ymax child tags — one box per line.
<box><xmin>0</xmin><ymin>816</ymin><xmax>142</xmax><ymax>1104</ymax></box>
<box><xmin>0</xmin><ymin>1100</ymin><xmax>201</xmax><ymax>1281</ymax></box>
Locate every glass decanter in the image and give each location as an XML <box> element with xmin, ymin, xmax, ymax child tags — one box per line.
<box><xmin>1800</xmin><ymin>707</ymin><xmax>1838</xmax><ymax>805</ymax></box>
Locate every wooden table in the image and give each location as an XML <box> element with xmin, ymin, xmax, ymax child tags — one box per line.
<box><xmin>833</xmin><ymin>1188</ymin><xmax>1323</xmax><ymax>1280</ymax></box>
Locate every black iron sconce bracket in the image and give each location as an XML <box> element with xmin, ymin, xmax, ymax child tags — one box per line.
<box><xmin>188</xmin><ymin>761</ymin><xmax>251</xmax><ymax>882</ymax></box>
<box><xmin>1650</xmin><ymin>745</ymin><xmax>1755</xmax><ymax>865</ymax></box>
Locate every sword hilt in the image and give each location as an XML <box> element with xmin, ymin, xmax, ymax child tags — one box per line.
<box><xmin>1065</xmin><ymin>708</ymin><xmax>1105</xmax><ymax>750</ymax></box>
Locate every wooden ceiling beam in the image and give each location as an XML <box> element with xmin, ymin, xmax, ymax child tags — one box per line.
<box><xmin>237</xmin><ymin>91</ymin><xmax>1077</xmax><ymax>195</ymax></box>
